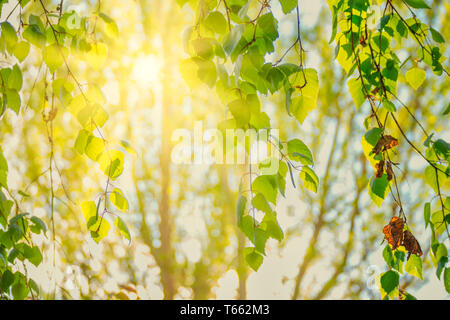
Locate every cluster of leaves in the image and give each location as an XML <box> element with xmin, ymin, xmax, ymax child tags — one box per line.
<box><xmin>179</xmin><ymin>0</ymin><xmax>320</xmax><ymax>270</ymax></box>
<box><xmin>378</xmin><ymin>216</ymin><xmax>424</xmax><ymax>299</ymax></box>
<box><xmin>0</xmin><ymin>148</ymin><xmax>46</xmax><ymax>299</ymax></box>
<box><xmin>0</xmin><ymin>0</ymin><xmax>131</xmax><ymax>299</ymax></box>
<box><xmin>328</xmin><ymin>0</ymin><xmax>449</xmax><ymax>297</ymax></box>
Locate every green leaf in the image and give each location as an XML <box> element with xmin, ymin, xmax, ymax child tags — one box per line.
<box><xmin>13</xmin><ymin>41</ymin><xmax>30</xmax><ymax>62</ymax></box>
<box><xmin>253</xmin><ymin>228</ymin><xmax>268</xmax><ymax>254</ymax></box>
<box><xmin>251</xmin><ymin>193</ymin><xmax>272</xmax><ymax>216</ymax></box>
<box><xmin>7</xmin><ymin>64</ymin><xmax>22</xmax><ymax>91</ymax></box>
<box><xmin>239</xmin><ymin>215</ymin><xmax>256</xmax><ymax>240</ymax></box>
<box><xmin>81</xmin><ymin>201</ymin><xmax>97</xmax><ymax>224</ymax></box>
<box><xmin>85</xmin><ymin>135</ymin><xmax>105</xmax><ymax>161</ymax></box>
<box><xmin>405</xmin><ymin>67</ymin><xmax>426</xmax><ymax>90</ymax></box>
<box><xmin>424</xmin><ymin>165</ymin><xmax>448</xmax><ymax>194</ymax></box>
<box><xmin>431</xmin><ymin>211</ymin><xmax>449</xmax><ymax>235</ymax></box>
<box><xmin>74</xmin><ymin>129</ymin><xmax>91</xmax><ymax>155</ymax></box>
<box><xmin>98</xmin><ymin>150</ymin><xmax>125</xmax><ymax>180</ymax></box>
<box><xmin>424</xmin><ymin>133</ymin><xmax>434</xmax><ymax>147</ymax></box>
<box><xmin>266</xmin><ymin>67</ymin><xmax>285</xmax><ymax>94</ymax></box>
<box><xmin>249</xmin><ymin>111</ymin><xmax>270</xmax><ymax>130</ymax></box>
<box><xmin>43</xmin><ymin>44</ymin><xmax>66</xmax><ymax>73</ymax></box>
<box><xmin>76</xmin><ymin>103</ymin><xmax>109</xmax><ymax>129</ymax></box>
<box><xmin>98</xmin><ymin>12</ymin><xmax>119</xmax><ymax>38</ymax></box>
<box><xmin>204</xmin><ymin>11</ymin><xmax>227</xmax><ymax>34</ymax></box>
<box><xmin>405</xmin><ymin>254</ymin><xmax>423</xmax><ymax>280</ymax></box>
<box><xmin>236</xmin><ymin>195</ymin><xmax>247</xmax><ymax>224</ymax></box>
<box><xmin>223</xmin><ymin>25</ymin><xmax>244</xmax><ymax>56</ymax></box>
<box><xmin>115</xmin><ymin>216</ymin><xmax>131</xmax><ymax>241</ymax></box>
<box><xmin>252</xmin><ymin>175</ymin><xmax>277</xmax><ymax>205</ymax></box>
<box><xmin>392</xmin><ymin>250</ymin><xmax>405</xmax><ymax>274</ymax></box>
<box><xmin>347</xmin><ymin>78</ymin><xmax>365</xmax><ymax>109</ymax></box>
<box><xmin>23</xmin><ymin>246</ymin><xmax>43</xmax><ymax>267</ymax></box>
<box><xmin>279</xmin><ymin>0</ymin><xmax>297</xmax><ymax>14</ymax></box>
<box><xmin>191</xmin><ymin>38</ymin><xmax>215</xmax><ymax>60</ymax></box>
<box><xmin>0</xmin><ymin>252</ymin><xmax>5</xmax><ymax>268</ymax></box>
<box><xmin>180</xmin><ymin>58</ymin><xmax>201</xmax><ymax>89</ymax></box>
<box><xmin>22</xmin><ymin>24</ymin><xmax>46</xmax><ymax>48</ymax></box>
<box><xmin>7</xmin><ymin>247</ymin><xmax>21</xmax><ymax>263</ymax></box>
<box><xmin>194</xmin><ymin>57</ymin><xmax>217</xmax><ymax>88</ymax></box>
<box><xmin>0</xmin><ymin>170</ymin><xmax>6</xmax><ymax>189</ymax></box>
<box><xmin>6</xmin><ymin>89</ymin><xmax>20</xmax><ymax>114</ymax></box>
<box><xmin>430</xmin><ymin>27</ymin><xmax>445</xmax><ymax>43</ymax></box>
<box><xmin>364</xmin><ymin>127</ymin><xmax>383</xmax><ymax>146</ymax></box>
<box><xmin>91</xmin><ymin>104</ymin><xmax>109</xmax><ymax>128</ymax></box>
<box><xmin>11</xmin><ymin>276</ymin><xmax>29</xmax><ymax>300</ymax></box>
<box><xmin>329</xmin><ymin>6</ymin><xmax>338</xmax><ymax>43</ymax></box>
<box><xmin>288</xmin><ymin>69</ymin><xmax>319</xmax><ymax>124</ymax></box>
<box><xmin>90</xmin><ymin>219</ymin><xmax>110</xmax><ymax>243</ymax></box>
<box><xmin>382</xmin><ymin>99</ymin><xmax>396</xmax><ymax>112</ymax></box>
<box><xmin>82</xmin><ymin>200</ymin><xmax>110</xmax><ymax>243</ymax></box>
<box><xmin>433</xmin><ymin>243</ymin><xmax>448</xmax><ymax>264</ymax></box>
<box><xmin>30</xmin><ymin>216</ymin><xmax>47</xmax><ymax>235</ymax></box>
<box><xmin>403</xmin><ymin>0</ymin><xmax>430</xmax><ymax>9</ymax></box>
<box><xmin>433</xmin><ymin>139</ymin><xmax>450</xmax><ymax>159</ymax></box>
<box><xmin>261</xmin><ymin>211</ymin><xmax>283</xmax><ymax>241</ymax></box>
<box><xmin>368</xmin><ymin>174</ymin><xmax>389</xmax><ymax>207</ymax></box>
<box><xmin>119</xmin><ymin>140</ymin><xmax>138</xmax><ymax>156</ymax></box>
<box><xmin>380</xmin><ymin>270</ymin><xmax>399</xmax><ymax>295</ymax></box>
<box><xmin>0</xmin><ymin>269</ymin><xmax>14</xmax><ymax>292</ymax></box>
<box><xmin>228</xmin><ymin>99</ymin><xmax>250</xmax><ymax>128</ymax></box>
<box><xmin>28</xmin><ymin>278</ymin><xmax>40</xmax><ymax>295</ymax></box>
<box><xmin>403</xmin><ymin>291</ymin><xmax>417</xmax><ymax>300</ymax></box>
<box><xmin>17</xmin><ymin>190</ymin><xmax>30</xmax><ymax>198</ymax></box>
<box><xmin>383</xmin><ymin>245</ymin><xmax>394</xmax><ymax>267</ymax></box>
<box><xmin>1</xmin><ymin>22</ymin><xmax>17</xmax><ymax>53</ymax></box>
<box><xmin>244</xmin><ymin>247</ymin><xmax>263</xmax><ymax>271</ymax></box>
<box><xmin>19</xmin><ymin>0</ymin><xmax>31</xmax><ymax>7</ymax></box>
<box><xmin>110</xmin><ymin>188</ymin><xmax>129</xmax><ymax>212</ymax></box>
<box><xmin>444</xmin><ymin>268</ymin><xmax>450</xmax><ymax>294</ymax></box>
<box><xmin>299</xmin><ymin>166</ymin><xmax>319</xmax><ymax>193</ymax></box>
<box><xmin>29</xmin><ymin>15</ymin><xmax>45</xmax><ymax>32</ymax></box>
<box><xmin>256</xmin><ymin>13</ymin><xmax>278</xmax><ymax>42</ymax></box>
<box><xmin>424</xmin><ymin>202</ymin><xmax>431</xmax><ymax>229</ymax></box>
<box><xmin>420</xmin><ymin>45</ymin><xmax>443</xmax><ymax>75</ymax></box>
<box><xmin>437</xmin><ymin>255</ymin><xmax>448</xmax><ymax>280</ymax></box>
<box><xmin>287</xmin><ymin>139</ymin><xmax>313</xmax><ymax>165</ymax></box>
<box><xmin>0</xmin><ymin>149</ymin><xmax>7</xmax><ymax>171</ymax></box>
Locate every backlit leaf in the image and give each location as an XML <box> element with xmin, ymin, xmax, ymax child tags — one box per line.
<box><xmin>444</xmin><ymin>268</ymin><xmax>450</xmax><ymax>294</ymax></box>
<box><xmin>110</xmin><ymin>188</ymin><xmax>129</xmax><ymax>212</ymax></box>
<box><xmin>244</xmin><ymin>247</ymin><xmax>263</xmax><ymax>271</ymax></box>
<box><xmin>98</xmin><ymin>150</ymin><xmax>125</xmax><ymax>180</ymax></box>
<box><xmin>252</xmin><ymin>175</ymin><xmax>277</xmax><ymax>205</ymax></box>
<box><xmin>287</xmin><ymin>139</ymin><xmax>313</xmax><ymax>165</ymax></box>
<box><xmin>347</xmin><ymin>78</ymin><xmax>365</xmax><ymax>109</ymax></box>
<box><xmin>204</xmin><ymin>11</ymin><xmax>227</xmax><ymax>34</ymax></box>
<box><xmin>115</xmin><ymin>216</ymin><xmax>131</xmax><ymax>241</ymax></box>
<box><xmin>380</xmin><ymin>270</ymin><xmax>399</xmax><ymax>295</ymax></box>
<box><xmin>368</xmin><ymin>174</ymin><xmax>389</xmax><ymax>207</ymax></box>
<box><xmin>299</xmin><ymin>166</ymin><xmax>319</xmax><ymax>193</ymax></box>
<box><xmin>405</xmin><ymin>67</ymin><xmax>426</xmax><ymax>90</ymax></box>
<box><xmin>279</xmin><ymin>0</ymin><xmax>297</xmax><ymax>14</ymax></box>
<box><xmin>43</xmin><ymin>44</ymin><xmax>66</xmax><ymax>73</ymax></box>
<box><xmin>405</xmin><ymin>253</ymin><xmax>423</xmax><ymax>279</ymax></box>
<box><xmin>403</xmin><ymin>0</ymin><xmax>430</xmax><ymax>9</ymax></box>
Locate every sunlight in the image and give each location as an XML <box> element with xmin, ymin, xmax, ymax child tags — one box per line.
<box><xmin>130</xmin><ymin>54</ymin><xmax>162</xmax><ymax>87</ymax></box>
